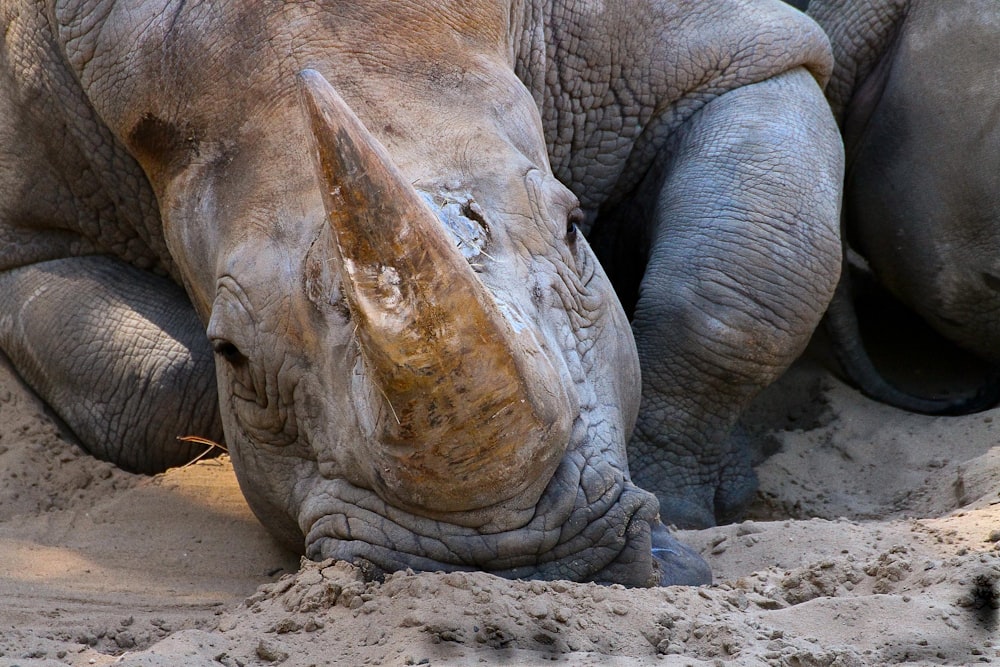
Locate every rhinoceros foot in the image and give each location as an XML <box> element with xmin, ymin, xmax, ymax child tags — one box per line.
<box><xmin>631</xmin><ymin>424</ymin><xmax>759</xmax><ymax>531</ymax></box>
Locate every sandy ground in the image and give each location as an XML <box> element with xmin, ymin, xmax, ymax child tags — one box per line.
<box><xmin>0</xmin><ymin>339</ymin><xmax>998</xmax><ymax>666</ymax></box>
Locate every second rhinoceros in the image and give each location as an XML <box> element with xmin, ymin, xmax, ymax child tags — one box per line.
<box><xmin>0</xmin><ymin>0</ymin><xmax>843</xmax><ymax>586</ymax></box>
<box><xmin>801</xmin><ymin>0</ymin><xmax>1000</xmax><ymax>414</ymax></box>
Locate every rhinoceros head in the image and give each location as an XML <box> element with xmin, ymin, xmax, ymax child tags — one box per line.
<box><xmin>196</xmin><ymin>68</ymin><xmax>663</xmax><ymax>584</ymax></box>
<box><xmin>85</xmin><ymin>3</ymin><xmax>706</xmax><ymax>585</ymax></box>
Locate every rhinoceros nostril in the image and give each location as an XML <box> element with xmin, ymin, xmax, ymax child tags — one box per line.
<box><xmin>983</xmin><ymin>272</ymin><xmax>1000</xmax><ymax>293</ymax></box>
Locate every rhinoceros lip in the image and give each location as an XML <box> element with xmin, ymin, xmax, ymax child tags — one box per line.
<box><xmin>301</xmin><ymin>466</ymin><xmax>661</xmax><ymax>586</ymax></box>
<box><xmin>299</xmin><ymin>414</ymin><xmax>668</xmax><ymax>586</ymax></box>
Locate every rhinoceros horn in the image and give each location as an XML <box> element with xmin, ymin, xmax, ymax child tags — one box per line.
<box><xmin>298</xmin><ymin>69</ymin><xmax>572</xmax><ymax>517</ymax></box>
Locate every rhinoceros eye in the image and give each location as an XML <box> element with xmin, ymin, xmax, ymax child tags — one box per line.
<box><xmin>212</xmin><ymin>339</ymin><xmax>247</xmax><ymax>366</ymax></box>
<box><xmin>566</xmin><ymin>208</ymin><xmax>584</xmax><ymax>242</ymax></box>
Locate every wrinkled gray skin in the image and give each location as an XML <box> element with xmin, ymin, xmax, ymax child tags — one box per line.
<box><xmin>0</xmin><ymin>0</ymin><xmax>842</xmax><ymax>585</ymax></box>
<box><xmin>802</xmin><ymin>0</ymin><xmax>1000</xmax><ymax>410</ymax></box>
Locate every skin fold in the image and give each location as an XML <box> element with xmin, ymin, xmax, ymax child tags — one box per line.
<box><xmin>0</xmin><ymin>0</ymin><xmax>843</xmax><ymax>585</ymax></box>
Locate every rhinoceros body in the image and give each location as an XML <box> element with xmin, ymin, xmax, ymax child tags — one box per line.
<box><xmin>0</xmin><ymin>1</ymin><xmax>842</xmax><ymax>585</ymax></box>
<box><xmin>802</xmin><ymin>0</ymin><xmax>1000</xmax><ymax>414</ymax></box>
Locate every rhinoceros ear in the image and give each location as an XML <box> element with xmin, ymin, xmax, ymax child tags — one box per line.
<box><xmin>297</xmin><ymin>69</ymin><xmax>572</xmax><ymax>518</ymax></box>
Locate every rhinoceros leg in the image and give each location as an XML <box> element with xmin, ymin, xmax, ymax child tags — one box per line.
<box><xmin>624</xmin><ymin>69</ymin><xmax>842</xmax><ymax>528</ymax></box>
<box><xmin>0</xmin><ymin>255</ymin><xmax>222</xmax><ymax>473</ymax></box>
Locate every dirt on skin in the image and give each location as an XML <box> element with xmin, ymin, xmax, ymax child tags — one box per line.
<box><xmin>0</xmin><ymin>344</ymin><xmax>998</xmax><ymax>665</ymax></box>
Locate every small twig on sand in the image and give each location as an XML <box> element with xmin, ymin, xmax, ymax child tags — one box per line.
<box><xmin>176</xmin><ymin>435</ymin><xmax>229</xmax><ymax>469</ymax></box>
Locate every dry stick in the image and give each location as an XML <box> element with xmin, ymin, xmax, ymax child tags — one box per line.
<box><xmin>176</xmin><ymin>435</ymin><xmax>228</xmax><ymax>469</ymax></box>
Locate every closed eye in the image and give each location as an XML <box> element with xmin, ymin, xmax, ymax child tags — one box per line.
<box><xmin>566</xmin><ymin>207</ymin><xmax>584</xmax><ymax>242</ymax></box>
<box><xmin>212</xmin><ymin>339</ymin><xmax>247</xmax><ymax>366</ymax></box>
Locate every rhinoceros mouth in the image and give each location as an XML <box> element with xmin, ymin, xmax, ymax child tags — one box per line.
<box><xmin>299</xmin><ymin>421</ymin><xmax>710</xmax><ymax>587</ymax></box>
<box><xmin>302</xmin><ymin>471</ymin><xmax>655</xmax><ymax>585</ymax></box>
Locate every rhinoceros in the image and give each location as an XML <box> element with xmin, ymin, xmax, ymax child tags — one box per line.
<box><xmin>0</xmin><ymin>0</ymin><xmax>843</xmax><ymax>586</ymax></box>
<box><xmin>799</xmin><ymin>0</ymin><xmax>1000</xmax><ymax>414</ymax></box>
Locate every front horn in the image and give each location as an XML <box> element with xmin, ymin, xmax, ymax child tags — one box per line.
<box><xmin>298</xmin><ymin>69</ymin><xmax>572</xmax><ymax>516</ymax></box>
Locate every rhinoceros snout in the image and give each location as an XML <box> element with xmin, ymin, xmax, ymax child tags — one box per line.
<box><xmin>298</xmin><ymin>69</ymin><xmax>573</xmax><ymax>518</ymax></box>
